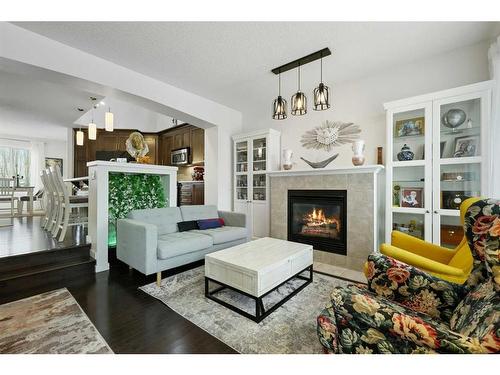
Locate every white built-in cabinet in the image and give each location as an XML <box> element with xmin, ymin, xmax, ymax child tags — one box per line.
<box><xmin>384</xmin><ymin>81</ymin><xmax>493</xmax><ymax>248</ymax></box>
<box><xmin>232</xmin><ymin>129</ymin><xmax>281</xmax><ymax>238</ymax></box>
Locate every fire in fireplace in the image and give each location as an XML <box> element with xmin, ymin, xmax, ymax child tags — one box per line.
<box><xmin>288</xmin><ymin>190</ymin><xmax>347</xmax><ymax>255</ymax></box>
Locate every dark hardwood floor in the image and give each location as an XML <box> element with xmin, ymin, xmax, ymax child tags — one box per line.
<box><xmin>0</xmin><ymin>216</ymin><xmax>87</xmax><ymax>258</ymax></box>
<box><xmin>0</xmin><ymin>217</ymin><xmax>236</xmax><ymax>354</ymax></box>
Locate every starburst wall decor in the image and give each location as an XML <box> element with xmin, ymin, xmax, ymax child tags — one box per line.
<box><xmin>300</xmin><ymin>120</ymin><xmax>361</xmax><ymax>152</ymax></box>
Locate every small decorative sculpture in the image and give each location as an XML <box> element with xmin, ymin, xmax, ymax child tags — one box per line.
<box><xmin>301</xmin><ymin>120</ymin><xmax>361</xmax><ymax>152</ymax></box>
<box><xmin>301</xmin><ymin>154</ymin><xmax>339</xmax><ymax>169</ymax></box>
<box><xmin>397</xmin><ymin>144</ymin><xmax>414</xmax><ymax>161</ymax></box>
<box><xmin>126</xmin><ymin>132</ymin><xmax>149</xmax><ymax>162</ymax></box>
<box><xmin>282</xmin><ymin>149</ymin><xmax>294</xmax><ymax>170</ymax></box>
<box><xmin>442</xmin><ymin>109</ymin><xmax>466</xmax><ymax>131</ymax></box>
<box><xmin>351</xmin><ymin>140</ymin><xmax>365</xmax><ymax>166</ymax></box>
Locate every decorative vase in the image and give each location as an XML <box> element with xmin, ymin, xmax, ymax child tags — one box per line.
<box><xmin>282</xmin><ymin>149</ymin><xmax>293</xmax><ymax>170</ymax></box>
<box><xmin>397</xmin><ymin>144</ymin><xmax>414</xmax><ymax>161</ymax></box>
<box><xmin>351</xmin><ymin>140</ymin><xmax>365</xmax><ymax>166</ymax></box>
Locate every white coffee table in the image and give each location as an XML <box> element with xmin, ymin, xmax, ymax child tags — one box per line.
<box><xmin>205</xmin><ymin>237</ymin><xmax>313</xmax><ymax>322</ymax></box>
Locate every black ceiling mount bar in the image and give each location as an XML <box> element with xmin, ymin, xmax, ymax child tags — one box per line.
<box><xmin>271</xmin><ymin>47</ymin><xmax>331</xmax><ymax>75</ymax></box>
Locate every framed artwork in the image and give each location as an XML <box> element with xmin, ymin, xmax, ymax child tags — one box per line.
<box><xmin>453</xmin><ymin>135</ymin><xmax>479</xmax><ymax>157</ymax></box>
<box><xmin>401</xmin><ymin>187</ymin><xmax>423</xmax><ymax>208</ymax></box>
<box><xmin>45</xmin><ymin>157</ymin><xmax>63</xmax><ymax>175</ymax></box>
<box><xmin>395</xmin><ymin>117</ymin><xmax>425</xmax><ymax>137</ymax></box>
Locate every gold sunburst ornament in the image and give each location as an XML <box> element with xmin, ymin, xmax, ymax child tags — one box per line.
<box><xmin>300</xmin><ymin>120</ymin><xmax>361</xmax><ymax>152</ymax></box>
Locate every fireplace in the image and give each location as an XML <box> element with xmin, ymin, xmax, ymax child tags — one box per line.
<box><xmin>287</xmin><ymin>190</ymin><xmax>347</xmax><ymax>255</ymax></box>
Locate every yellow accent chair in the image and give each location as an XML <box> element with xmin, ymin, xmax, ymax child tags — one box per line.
<box><xmin>380</xmin><ymin>197</ymin><xmax>481</xmax><ymax>284</ymax></box>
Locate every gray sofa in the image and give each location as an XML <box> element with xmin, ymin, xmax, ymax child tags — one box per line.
<box><xmin>116</xmin><ymin>205</ymin><xmax>249</xmax><ymax>285</ymax></box>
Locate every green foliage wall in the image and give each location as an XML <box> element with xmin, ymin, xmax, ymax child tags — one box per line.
<box><xmin>108</xmin><ymin>172</ymin><xmax>167</xmax><ymax>246</ymax></box>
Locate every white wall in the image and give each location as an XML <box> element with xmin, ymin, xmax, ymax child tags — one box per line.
<box><xmin>0</xmin><ymin>109</ymin><xmax>70</xmax><ymax>178</ymax></box>
<box><xmin>241</xmin><ymin>41</ymin><xmax>491</xmax><ymax>169</ymax></box>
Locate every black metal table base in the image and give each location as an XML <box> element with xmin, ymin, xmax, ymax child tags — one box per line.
<box><xmin>205</xmin><ymin>265</ymin><xmax>313</xmax><ymax>323</ymax></box>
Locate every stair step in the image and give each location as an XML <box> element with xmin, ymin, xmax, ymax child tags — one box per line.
<box><xmin>0</xmin><ymin>258</ymin><xmax>95</xmax><ymax>304</ymax></box>
<box><xmin>0</xmin><ymin>258</ymin><xmax>95</xmax><ymax>282</ymax></box>
<box><xmin>0</xmin><ymin>244</ymin><xmax>91</xmax><ymax>275</ymax></box>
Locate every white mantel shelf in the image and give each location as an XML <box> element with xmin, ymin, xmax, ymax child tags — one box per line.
<box><xmin>267</xmin><ymin>165</ymin><xmax>384</xmax><ymax>177</ymax></box>
<box><xmin>87</xmin><ymin>160</ymin><xmax>178</xmax><ymax>174</ymax></box>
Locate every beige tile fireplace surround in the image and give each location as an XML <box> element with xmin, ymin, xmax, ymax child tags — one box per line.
<box><xmin>268</xmin><ymin>166</ymin><xmax>384</xmax><ymax>271</ymax></box>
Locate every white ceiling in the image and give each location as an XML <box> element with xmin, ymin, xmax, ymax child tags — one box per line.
<box><xmin>0</xmin><ymin>69</ymin><xmax>102</xmax><ymax>126</ymax></box>
<box><xmin>12</xmin><ymin>22</ymin><xmax>500</xmax><ymax>118</ymax></box>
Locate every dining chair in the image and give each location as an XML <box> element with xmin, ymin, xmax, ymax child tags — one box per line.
<box><xmin>40</xmin><ymin>171</ymin><xmax>54</xmax><ymax>229</ymax></box>
<box><xmin>43</xmin><ymin>169</ymin><xmax>60</xmax><ymax>232</ymax></box>
<box><xmin>0</xmin><ymin>177</ymin><xmax>17</xmax><ymax>217</ymax></box>
<box><xmin>50</xmin><ymin>166</ymin><xmax>88</xmax><ymax>241</ymax></box>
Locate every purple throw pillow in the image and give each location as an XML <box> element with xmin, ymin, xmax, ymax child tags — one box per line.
<box><xmin>197</xmin><ymin>218</ymin><xmax>223</xmax><ymax>230</ymax></box>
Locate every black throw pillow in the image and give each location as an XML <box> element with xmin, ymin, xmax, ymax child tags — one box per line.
<box><xmin>178</xmin><ymin>220</ymin><xmax>199</xmax><ymax>232</ymax></box>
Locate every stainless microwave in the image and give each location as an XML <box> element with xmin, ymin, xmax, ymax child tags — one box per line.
<box><xmin>171</xmin><ymin>147</ymin><xmax>190</xmax><ymax>165</ymax></box>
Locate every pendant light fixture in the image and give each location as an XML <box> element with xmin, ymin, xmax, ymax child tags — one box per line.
<box><xmin>291</xmin><ymin>63</ymin><xmax>307</xmax><ymax>116</ymax></box>
<box><xmin>76</xmin><ymin>128</ymin><xmax>84</xmax><ymax>146</ymax></box>
<box><xmin>272</xmin><ymin>72</ymin><xmax>287</xmax><ymax>120</ymax></box>
<box><xmin>313</xmin><ymin>56</ymin><xmax>330</xmax><ymax>111</ymax></box>
<box><xmin>88</xmin><ymin>97</ymin><xmax>97</xmax><ymax>140</ymax></box>
<box><xmin>105</xmin><ymin>107</ymin><xmax>114</xmax><ymax>132</ymax></box>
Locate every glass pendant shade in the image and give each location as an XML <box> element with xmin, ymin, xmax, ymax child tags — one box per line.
<box><xmin>291</xmin><ymin>65</ymin><xmax>307</xmax><ymax>116</ymax></box>
<box><xmin>88</xmin><ymin>122</ymin><xmax>97</xmax><ymax>140</ymax></box>
<box><xmin>76</xmin><ymin>129</ymin><xmax>84</xmax><ymax>146</ymax></box>
<box><xmin>313</xmin><ymin>82</ymin><xmax>330</xmax><ymax>110</ymax></box>
<box><xmin>291</xmin><ymin>91</ymin><xmax>307</xmax><ymax>116</ymax></box>
<box><xmin>105</xmin><ymin>111</ymin><xmax>114</xmax><ymax>132</ymax></box>
<box><xmin>272</xmin><ymin>95</ymin><xmax>287</xmax><ymax>120</ymax></box>
<box><xmin>272</xmin><ymin>73</ymin><xmax>287</xmax><ymax>120</ymax></box>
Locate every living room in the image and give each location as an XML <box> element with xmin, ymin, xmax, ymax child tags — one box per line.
<box><xmin>1</xmin><ymin>1</ymin><xmax>500</xmax><ymax>373</ymax></box>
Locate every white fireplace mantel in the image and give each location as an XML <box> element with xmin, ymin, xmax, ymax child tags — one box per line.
<box><xmin>87</xmin><ymin>161</ymin><xmax>178</xmax><ymax>272</ymax></box>
<box><xmin>266</xmin><ymin>165</ymin><xmax>384</xmax><ymax>177</ymax></box>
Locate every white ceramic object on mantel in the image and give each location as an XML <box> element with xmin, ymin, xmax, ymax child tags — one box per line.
<box><xmin>282</xmin><ymin>149</ymin><xmax>293</xmax><ymax>170</ymax></box>
<box><xmin>351</xmin><ymin>140</ymin><xmax>366</xmax><ymax>166</ymax></box>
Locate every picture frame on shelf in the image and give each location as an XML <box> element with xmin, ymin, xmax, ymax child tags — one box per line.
<box><xmin>394</xmin><ymin>117</ymin><xmax>425</xmax><ymax>138</ymax></box>
<box><xmin>440</xmin><ymin>141</ymin><xmax>447</xmax><ymax>158</ymax></box>
<box><xmin>400</xmin><ymin>187</ymin><xmax>423</xmax><ymax>208</ymax></box>
<box><xmin>453</xmin><ymin>135</ymin><xmax>479</xmax><ymax>158</ymax></box>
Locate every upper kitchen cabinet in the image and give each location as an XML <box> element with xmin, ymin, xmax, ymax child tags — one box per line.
<box><xmin>158</xmin><ymin>124</ymin><xmax>205</xmax><ymax>166</ymax></box>
<box><xmin>190</xmin><ymin>127</ymin><xmax>205</xmax><ymax>165</ymax></box>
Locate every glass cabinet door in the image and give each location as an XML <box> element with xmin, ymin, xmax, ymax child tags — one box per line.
<box><xmin>388</xmin><ymin>103</ymin><xmax>432</xmax><ymax>242</ymax></box>
<box><xmin>235</xmin><ymin>140</ymin><xmax>248</xmax><ymax>173</ymax></box>
<box><xmin>432</xmin><ymin>93</ymin><xmax>486</xmax><ymax>245</ymax></box>
<box><xmin>252</xmin><ymin>137</ymin><xmax>267</xmax><ymax>172</ymax></box>
<box><xmin>235</xmin><ymin>140</ymin><xmax>249</xmax><ymax>202</ymax></box>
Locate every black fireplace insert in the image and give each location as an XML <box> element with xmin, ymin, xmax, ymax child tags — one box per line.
<box><xmin>287</xmin><ymin>190</ymin><xmax>347</xmax><ymax>255</ymax></box>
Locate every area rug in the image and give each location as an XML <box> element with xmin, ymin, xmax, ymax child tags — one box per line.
<box><xmin>0</xmin><ymin>288</ymin><xmax>113</xmax><ymax>354</ymax></box>
<box><xmin>140</xmin><ymin>266</ymin><xmax>349</xmax><ymax>354</ymax></box>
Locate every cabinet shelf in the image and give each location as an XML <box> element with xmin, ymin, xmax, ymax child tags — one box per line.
<box><xmin>392</xmin><ymin>160</ymin><xmax>426</xmax><ymax>167</ymax></box>
<box><xmin>391</xmin><ymin>207</ymin><xmax>427</xmax><ymax>214</ymax></box>
<box><xmin>439</xmin><ymin>156</ymin><xmax>482</xmax><ymax>165</ymax></box>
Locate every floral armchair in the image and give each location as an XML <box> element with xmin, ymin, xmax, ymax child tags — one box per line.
<box><xmin>317</xmin><ymin>198</ymin><xmax>500</xmax><ymax>354</ymax></box>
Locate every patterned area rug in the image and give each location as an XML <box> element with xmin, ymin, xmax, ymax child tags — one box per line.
<box><xmin>140</xmin><ymin>266</ymin><xmax>349</xmax><ymax>354</ymax></box>
<box><xmin>0</xmin><ymin>288</ymin><xmax>113</xmax><ymax>354</ymax></box>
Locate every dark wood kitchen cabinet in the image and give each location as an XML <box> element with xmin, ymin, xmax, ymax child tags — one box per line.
<box><xmin>73</xmin><ymin>129</ymin><xmax>158</xmax><ymax>177</ymax></box>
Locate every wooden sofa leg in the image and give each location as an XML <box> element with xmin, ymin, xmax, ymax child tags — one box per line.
<box><xmin>156</xmin><ymin>272</ymin><xmax>161</xmax><ymax>286</ymax></box>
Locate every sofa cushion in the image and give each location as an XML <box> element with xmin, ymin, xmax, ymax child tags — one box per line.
<box><xmin>157</xmin><ymin>231</ymin><xmax>213</xmax><ymax>259</ymax></box>
<box><xmin>128</xmin><ymin>207</ymin><xmax>181</xmax><ymax>235</ymax></box>
<box><xmin>180</xmin><ymin>205</ymin><xmax>219</xmax><ymax>221</ymax></box>
<box><xmin>193</xmin><ymin>226</ymin><xmax>247</xmax><ymax>245</ymax></box>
